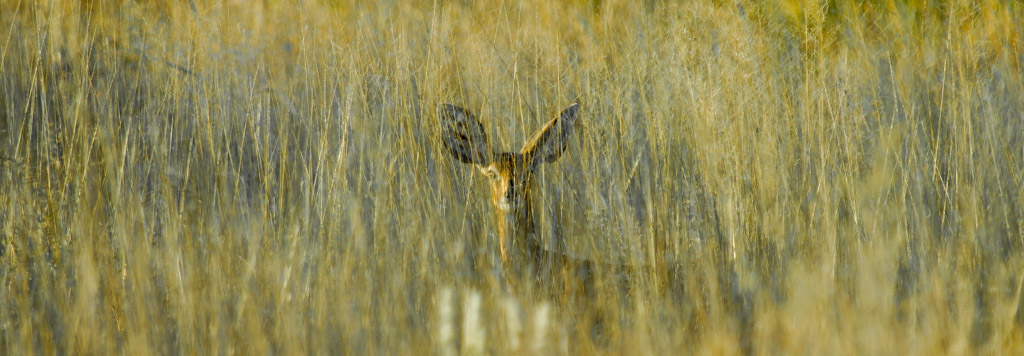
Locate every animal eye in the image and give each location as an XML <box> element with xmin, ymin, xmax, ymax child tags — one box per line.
<box><xmin>485</xmin><ymin>168</ymin><xmax>500</xmax><ymax>180</ymax></box>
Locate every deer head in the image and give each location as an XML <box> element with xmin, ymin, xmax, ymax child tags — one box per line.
<box><xmin>439</xmin><ymin>102</ymin><xmax>581</xmax><ymax>265</ymax></box>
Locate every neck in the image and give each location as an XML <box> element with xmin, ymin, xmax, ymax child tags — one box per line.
<box><xmin>497</xmin><ymin>198</ymin><xmax>543</xmax><ymax>265</ymax></box>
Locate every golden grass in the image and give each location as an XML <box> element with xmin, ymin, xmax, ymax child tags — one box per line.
<box><xmin>2</xmin><ymin>0</ymin><xmax>1022</xmax><ymax>354</ymax></box>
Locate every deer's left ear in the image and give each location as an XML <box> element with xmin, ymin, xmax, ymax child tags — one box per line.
<box><xmin>520</xmin><ymin>101</ymin><xmax>581</xmax><ymax>169</ymax></box>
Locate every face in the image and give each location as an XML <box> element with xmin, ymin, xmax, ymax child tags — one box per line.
<box><xmin>478</xmin><ymin>153</ymin><xmax>533</xmax><ymax>214</ymax></box>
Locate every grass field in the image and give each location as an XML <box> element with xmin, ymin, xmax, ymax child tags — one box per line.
<box><xmin>2</xmin><ymin>0</ymin><xmax>1023</xmax><ymax>354</ymax></box>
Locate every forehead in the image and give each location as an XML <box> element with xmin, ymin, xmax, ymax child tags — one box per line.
<box><xmin>491</xmin><ymin>152</ymin><xmax>525</xmax><ymax>173</ymax></box>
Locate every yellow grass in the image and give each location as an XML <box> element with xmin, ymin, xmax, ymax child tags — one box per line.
<box><xmin>1</xmin><ymin>0</ymin><xmax>1022</xmax><ymax>354</ymax></box>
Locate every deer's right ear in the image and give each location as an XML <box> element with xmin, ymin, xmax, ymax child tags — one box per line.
<box><xmin>520</xmin><ymin>101</ymin><xmax>580</xmax><ymax>169</ymax></box>
<box><xmin>439</xmin><ymin>104</ymin><xmax>491</xmax><ymax>165</ymax></box>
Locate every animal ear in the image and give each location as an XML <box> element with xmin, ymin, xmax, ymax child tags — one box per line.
<box><xmin>439</xmin><ymin>104</ymin><xmax>491</xmax><ymax>165</ymax></box>
<box><xmin>520</xmin><ymin>101</ymin><xmax>580</xmax><ymax>168</ymax></box>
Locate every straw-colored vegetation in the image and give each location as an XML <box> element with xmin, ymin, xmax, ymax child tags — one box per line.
<box><xmin>2</xmin><ymin>0</ymin><xmax>1022</xmax><ymax>354</ymax></box>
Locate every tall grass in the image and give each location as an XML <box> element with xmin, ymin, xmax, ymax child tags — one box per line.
<box><xmin>2</xmin><ymin>0</ymin><xmax>1022</xmax><ymax>354</ymax></box>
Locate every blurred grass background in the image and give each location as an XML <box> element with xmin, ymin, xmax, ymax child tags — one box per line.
<box><xmin>1</xmin><ymin>0</ymin><xmax>1023</xmax><ymax>354</ymax></box>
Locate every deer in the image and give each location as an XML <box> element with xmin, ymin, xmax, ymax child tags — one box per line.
<box><xmin>439</xmin><ymin>101</ymin><xmax>701</xmax><ymax>348</ymax></box>
<box><xmin>438</xmin><ymin>101</ymin><xmax>583</xmax><ymax>277</ymax></box>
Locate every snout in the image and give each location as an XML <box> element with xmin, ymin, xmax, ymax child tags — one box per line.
<box><xmin>495</xmin><ymin>197</ymin><xmax>512</xmax><ymax>212</ymax></box>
